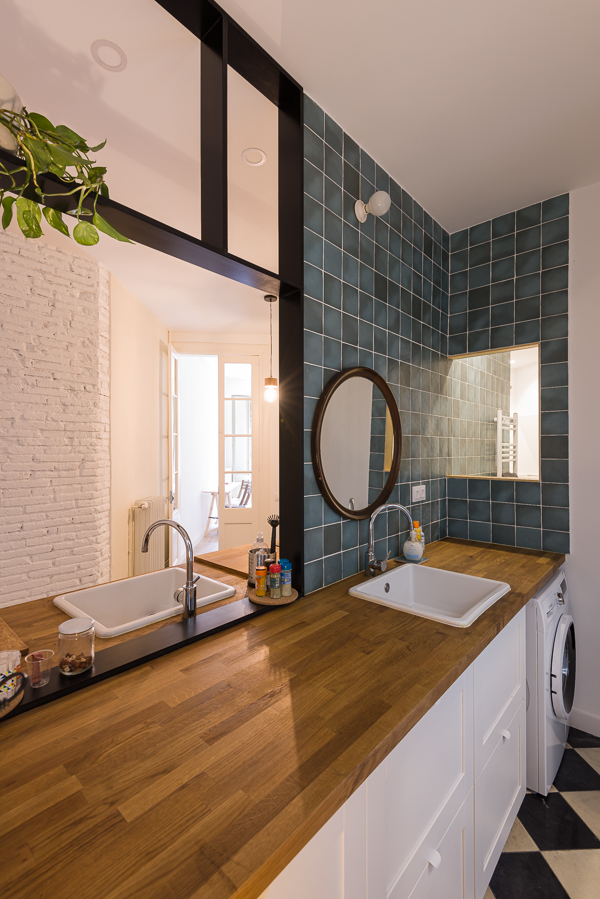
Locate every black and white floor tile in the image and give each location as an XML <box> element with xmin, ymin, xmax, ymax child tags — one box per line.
<box><xmin>487</xmin><ymin>728</ymin><xmax>600</xmax><ymax>899</ymax></box>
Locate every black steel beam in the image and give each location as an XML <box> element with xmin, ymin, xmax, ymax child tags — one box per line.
<box><xmin>201</xmin><ymin>16</ymin><xmax>228</xmax><ymax>250</ymax></box>
<box><xmin>0</xmin><ymin>149</ymin><xmax>285</xmax><ymax>294</ymax></box>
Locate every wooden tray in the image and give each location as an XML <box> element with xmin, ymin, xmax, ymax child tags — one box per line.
<box><xmin>247</xmin><ymin>587</ymin><xmax>299</xmax><ymax>607</ymax></box>
<box><xmin>0</xmin><ymin>617</ymin><xmax>28</xmax><ymax>655</ymax></box>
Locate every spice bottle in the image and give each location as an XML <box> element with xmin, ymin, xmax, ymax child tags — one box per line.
<box><xmin>58</xmin><ymin>617</ymin><xmax>95</xmax><ymax>675</ymax></box>
<box><xmin>269</xmin><ymin>563</ymin><xmax>282</xmax><ymax>599</ymax></box>
<box><xmin>255</xmin><ymin>566</ymin><xmax>267</xmax><ymax>597</ymax></box>
<box><xmin>279</xmin><ymin>559</ymin><xmax>292</xmax><ymax>596</ymax></box>
<box><xmin>248</xmin><ymin>532</ymin><xmax>269</xmax><ymax>587</ymax></box>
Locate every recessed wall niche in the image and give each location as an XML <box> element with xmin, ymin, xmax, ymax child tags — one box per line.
<box><xmin>447</xmin><ymin>345</ymin><xmax>539</xmax><ymax>481</ymax></box>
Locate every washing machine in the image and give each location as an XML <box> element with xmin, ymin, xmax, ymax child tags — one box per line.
<box><xmin>526</xmin><ymin>569</ymin><xmax>576</xmax><ymax>795</ymax></box>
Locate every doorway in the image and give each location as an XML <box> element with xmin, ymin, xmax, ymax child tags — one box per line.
<box><xmin>169</xmin><ymin>340</ymin><xmax>278</xmax><ymax>564</ymax></box>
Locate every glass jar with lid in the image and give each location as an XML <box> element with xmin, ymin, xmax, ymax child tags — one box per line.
<box><xmin>58</xmin><ymin>617</ymin><xmax>95</xmax><ymax>675</ymax></box>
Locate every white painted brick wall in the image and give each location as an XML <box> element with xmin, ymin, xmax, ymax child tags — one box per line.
<box><xmin>0</xmin><ymin>231</ymin><xmax>110</xmax><ymax>606</ymax></box>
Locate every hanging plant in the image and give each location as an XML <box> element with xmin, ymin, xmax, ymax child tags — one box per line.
<box><xmin>0</xmin><ymin>107</ymin><xmax>131</xmax><ymax>245</ymax></box>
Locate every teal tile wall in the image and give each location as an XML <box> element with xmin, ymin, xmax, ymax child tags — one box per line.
<box><xmin>303</xmin><ymin>96</ymin><xmax>450</xmax><ymax>593</ymax></box>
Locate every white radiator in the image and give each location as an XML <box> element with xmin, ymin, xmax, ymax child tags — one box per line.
<box><xmin>129</xmin><ymin>496</ymin><xmax>168</xmax><ymax>576</ymax></box>
<box><xmin>495</xmin><ymin>410</ymin><xmax>518</xmax><ymax>478</ymax></box>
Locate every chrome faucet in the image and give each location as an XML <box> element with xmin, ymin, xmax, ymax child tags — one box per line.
<box><xmin>365</xmin><ymin>503</ymin><xmax>414</xmax><ymax>577</ymax></box>
<box><xmin>141</xmin><ymin>519</ymin><xmax>199</xmax><ymax>618</ymax></box>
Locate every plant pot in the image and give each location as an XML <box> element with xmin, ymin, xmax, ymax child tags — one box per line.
<box><xmin>0</xmin><ymin>74</ymin><xmax>23</xmax><ymax>153</ymax></box>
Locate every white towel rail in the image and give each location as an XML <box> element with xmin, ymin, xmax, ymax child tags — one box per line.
<box><xmin>495</xmin><ymin>410</ymin><xmax>518</xmax><ymax>478</ymax></box>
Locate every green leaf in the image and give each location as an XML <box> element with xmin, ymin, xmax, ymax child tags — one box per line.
<box><xmin>2</xmin><ymin>195</ymin><xmax>16</xmax><ymax>230</ymax></box>
<box><xmin>15</xmin><ymin>197</ymin><xmax>43</xmax><ymax>239</ymax></box>
<box><xmin>28</xmin><ymin>112</ymin><xmax>55</xmax><ymax>133</ymax></box>
<box><xmin>54</xmin><ymin>124</ymin><xmax>86</xmax><ymax>148</ymax></box>
<box><xmin>42</xmin><ymin>206</ymin><xmax>70</xmax><ymax>237</ymax></box>
<box><xmin>93</xmin><ymin>211</ymin><xmax>132</xmax><ymax>243</ymax></box>
<box><xmin>49</xmin><ymin>144</ymin><xmax>81</xmax><ymax>169</ymax></box>
<box><xmin>88</xmin><ymin>139</ymin><xmax>107</xmax><ymax>153</ymax></box>
<box><xmin>73</xmin><ymin>220</ymin><xmax>99</xmax><ymax>245</ymax></box>
<box><xmin>100</xmin><ymin>183</ymin><xmax>109</xmax><ymax>198</ymax></box>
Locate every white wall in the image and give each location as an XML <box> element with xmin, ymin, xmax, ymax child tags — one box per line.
<box><xmin>320</xmin><ymin>377</ymin><xmax>372</xmax><ymax>511</ymax></box>
<box><xmin>178</xmin><ymin>355</ymin><xmax>218</xmax><ymax>549</ymax></box>
<box><xmin>509</xmin><ymin>347</ymin><xmax>539</xmax><ymax>479</ymax></box>
<box><xmin>110</xmin><ymin>275</ymin><xmax>169</xmax><ymax>581</ymax></box>
<box><xmin>564</xmin><ymin>181</ymin><xmax>600</xmax><ymax>736</ymax></box>
<box><xmin>0</xmin><ymin>231</ymin><xmax>110</xmax><ymax>606</ymax></box>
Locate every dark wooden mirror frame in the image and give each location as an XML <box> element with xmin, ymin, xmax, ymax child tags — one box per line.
<box><xmin>311</xmin><ymin>367</ymin><xmax>403</xmax><ymax>521</ymax></box>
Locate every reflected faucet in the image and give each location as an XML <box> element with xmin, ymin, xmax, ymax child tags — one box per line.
<box><xmin>141</xmin><ymin>519</ymin><xmax>199</xmax><ymax>618</ymax></box>
<box><xmin>365</xmin><ymin>503</ymin><xmax>414</xmax><ymax>577</ymax></box>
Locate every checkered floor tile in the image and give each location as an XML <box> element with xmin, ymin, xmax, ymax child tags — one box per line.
<box><xmin>488</xmin><ymin>728</ymin><xmax>600</xmax><ymax>899</ymax></box>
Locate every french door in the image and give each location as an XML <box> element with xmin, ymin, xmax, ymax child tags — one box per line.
<box><xmin>218</xmin><ymin>354</ymin><xmax>261</xmax><ymax>549</ymax></box>
<box><xmin>168</xmin><ymin>345</ymin><xmax>184</xmax><ymax>565</ymax></box>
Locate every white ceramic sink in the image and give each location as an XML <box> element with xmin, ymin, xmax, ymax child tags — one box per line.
<box><xmin>54</xmin><ymin>567</ymin><xmax>236</xmax><ymax>638</ymax></box>
<box><xmin>348</xmin><ymin>563</ymin><xmax>510</xmax><ymax>627</ymax></box>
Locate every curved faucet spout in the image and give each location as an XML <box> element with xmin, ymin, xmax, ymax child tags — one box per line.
<box><xmin>141</xmin><ymin>519</ymin><xmax>196</xmax><ymax>618</ymax></box>
<box><xmin>366</xmin><ymin>503</ymin><xmax>414</xmax><ymax>577</ymax></box>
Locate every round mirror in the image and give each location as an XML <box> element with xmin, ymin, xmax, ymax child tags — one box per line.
<box><xmin>311</xmin><ymin>367</ymin><xmax>403</xmax><ymax>520</ymax></box>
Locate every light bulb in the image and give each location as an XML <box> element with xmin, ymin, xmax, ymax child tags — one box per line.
<box><xmin>365</xmin><ymin>191</ymin><xmax>391</xmax><ymax>217</ymax></box>
<box><xmin>264</xmin><ymin>384</ymin><xmax>278</xmax><ymax>403</ymax></box>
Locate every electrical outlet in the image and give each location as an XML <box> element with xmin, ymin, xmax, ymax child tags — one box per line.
<box><xmin>412</xmin><ymin>484</ymin><xmax>426</xmax><ymax>502</ymax></box>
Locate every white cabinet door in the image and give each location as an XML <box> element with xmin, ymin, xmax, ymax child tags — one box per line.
<box><xmin>383</xmin><ymin>671</ymin><xmax>474</xmax><ymax>895</ymax></box>
<box><xmin>473</xmin><ymin>609</ymin><xmax>526</xmax><ymax>899</ymax></box>
<box><xmin>264</xmin><ymin>807</ymin><xmax>344</xmax><ymax>899</ymax></box>
<box><xmin>390</xmin><ymin>792</ymin><xmax>474</xmax><ymax>899</ymax></box>
<box><xmin>474</xmin><ymin>609</ymin><xmax>526</xmax><ymax>778</ymax></box>
<box><xmin>475</xmin><ymin>702</ymin><xmax>525</xmax><ymax>899</ymax></box>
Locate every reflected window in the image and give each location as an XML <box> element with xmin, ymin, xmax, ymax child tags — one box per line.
<box><xmin>448</xmin><ymin>346</ymin><xmax>539</xmax><ymax>480</ymax></box>
<box><xmin>223</xmin><ymin>363</ymin><xmax>252</xmax><ymax>507</ymax></box>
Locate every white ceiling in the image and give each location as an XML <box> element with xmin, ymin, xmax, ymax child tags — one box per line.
<box><xmin>218</xmin><ymin>0</ymin><xmax>600</xmax><ymax>233</ymax></box>
<box><xmin>2</xmin><ymin>0</ymin><xmax>275</xmax><ymax>333</ymax></box>
<box><xmin>4</xmin><ymin>0</ymin><xmax>599</xmax><ymax>293</ymax></box>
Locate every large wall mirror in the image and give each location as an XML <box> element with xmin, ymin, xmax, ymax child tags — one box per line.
<box><xmin>447</xmin><ymin>344</ymin><xmax>539</xmax><ymax>480</ymax></box>
<box><xmin>311</xmin><ymin>368</ymin><xmax>402</xmax><ymax>520</ymax></box>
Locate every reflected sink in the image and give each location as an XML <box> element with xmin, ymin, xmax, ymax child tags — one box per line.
<box><xmin>54</xmin><ymin>567</ymin><xmax>236</xmax><ymax>638</ymax></box>
<box><xmin>348</xmin><ymin>563</ymin><xmax>510</xmax><ymax>627</ymax></box>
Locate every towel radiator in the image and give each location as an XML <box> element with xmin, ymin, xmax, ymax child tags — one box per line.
<box><xmin>495</xmin><ymin>410</ymin><xmax>518</xmax><ymax>478</ymax></box>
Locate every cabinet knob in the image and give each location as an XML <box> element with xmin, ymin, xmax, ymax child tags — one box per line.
<box><xmin>427</xmin><ymin>849</ymin><xmax>442</xmax><ymax>869</ymax></box>
<box><xmin>501</xmin><ymin>729</ymin><xmax>511</xmax><ymax>741</ymax></box>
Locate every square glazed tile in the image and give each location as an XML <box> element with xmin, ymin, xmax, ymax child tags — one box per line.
<box><xmin>490</xmin><ymin>852</ymin><xmax>569</xmax><ymax>899</ymax></box>
<box><xmin>576</xmin><ymin>748</ymin><xmax>600</xmax><ymax>778</ymax></box>
<box><xmin>569</xmin><ymin>729</ymin><xmax>600</xmax><ymax>749</ymax></box>
<box><xmin>563</xmin><ymin>792</ymin><xmax>600</xmax><ymax>841</ymax></box>
<box><xmin>518</xmin><ymin>792</ymin><xmax>600</xmax><ymax>851</ymax></box>
<box><xmin>543</xmin><ymin>849</ymin><xmax>600</xmax><ymax>899</ymax></box>
<box><xmin>554</xmin><ymin>750</ymin><xmax>600</xmax><ymax>792</ymax></box>
<box><xmin>503</xmin><ymin>816</ymin><xmax>539</xmax><ymax>853</ymax></box>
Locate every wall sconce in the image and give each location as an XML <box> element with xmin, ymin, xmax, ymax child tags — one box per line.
<box><xmin>264</xmin><ymin>294</ymin><xmax>278</xmax><ymax>403</ymax></box>
<box><xmin>354</xmin><ymin>190</ymin><xmax>391</xmax><ymax>224</ymax></box>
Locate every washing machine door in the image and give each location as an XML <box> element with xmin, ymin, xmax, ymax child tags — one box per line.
<box><xmin>551</xmin><ymin>614</ymin><xmax>576</xmax><ymax>720</ymax></box>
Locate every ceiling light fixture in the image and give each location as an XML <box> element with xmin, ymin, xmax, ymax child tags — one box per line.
<box><xmin>91</xmin><ymin>40</ymin><xmax>128</xmax><ymax>73</ymax></box>
<box><xmin>242</xmin><ymin>147</ymin><xmax>267</xmax><ymax>166</ymax></box>
<box><xmin>355</xmin><ymin>190</ymin><xmax>391</xmax><ymax>224</ymax></box>
<box><xmin>264</xmin><ymin>294</ymin><xmax>278</xmax><ymax>403</ymax></box>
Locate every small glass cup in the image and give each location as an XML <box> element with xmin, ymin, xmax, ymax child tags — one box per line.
<box><xmin>25</xmin><ymin>649</ymin><xmax>54</xmax><ymax>688</ymax></box>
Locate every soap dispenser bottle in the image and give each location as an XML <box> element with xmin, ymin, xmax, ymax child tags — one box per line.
<box><xmin>248</xmin><ymin>532</ymin><xmax>269</xmax><ymax>587</ymax></box>
<box><xmin>403</xmin><ymin>530</ymin><xmax>424</xmax><ymax>561</ymax></box>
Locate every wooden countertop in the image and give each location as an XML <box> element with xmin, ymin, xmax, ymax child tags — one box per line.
<box><xmin>0</xmin><ymin>539</ymin><xmax>564</xmax><ymax>899</ymax></box>
<box><xmin>1</xmin><ymin>562</ymin><xmax>248</xmax><ymax>659</ymax></box>
<box><xmin>194</xmin><ymin>543</ymin><xmax>252</xmax><ymax>577</ymax></box>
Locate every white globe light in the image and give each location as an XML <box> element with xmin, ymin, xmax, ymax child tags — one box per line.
<box><xmin>365</xmin><ymin>191</ymin><xmax>391</xmax><ymax>217</ymax></box>
<box><xmin>264</xmin><ymin>384</ymin><xmax>278</xmax><ymax>403</ymax></box>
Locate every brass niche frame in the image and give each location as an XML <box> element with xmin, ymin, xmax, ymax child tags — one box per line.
<box><xmin>311</xmin><ymin>367</ymin><xmax>403</xmax><ymax>521</ymax></box>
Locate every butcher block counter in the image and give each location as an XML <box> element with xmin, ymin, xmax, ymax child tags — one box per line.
<box><xmin>0</xmin><ymin>539</ymin><xmax>564</xmax><ymax>899</ymax></box>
